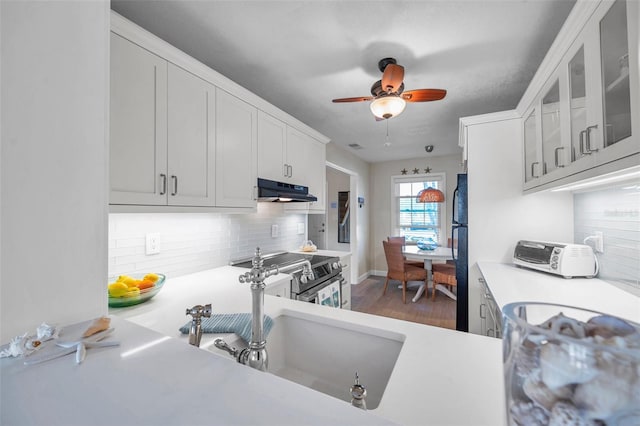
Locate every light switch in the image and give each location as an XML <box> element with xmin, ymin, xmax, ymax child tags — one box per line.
<box><xmin>297</xmin><ymin>223</ymin><xmax>305</xmax><ymax>235</ymax></box>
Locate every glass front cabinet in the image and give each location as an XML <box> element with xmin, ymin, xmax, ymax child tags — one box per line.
<box><xmin>523</xmin><ymin>0</ymin><xmax>639</xmax><ymax>192</ymax></box>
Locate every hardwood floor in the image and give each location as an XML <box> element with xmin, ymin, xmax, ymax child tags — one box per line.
<box><xmin>350</xmin><ymin>275</ymin><xmax>456</xmax><ymax>330</ymax></box>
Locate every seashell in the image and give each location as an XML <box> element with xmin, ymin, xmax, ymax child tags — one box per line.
<box><xmin>36</xmin><ymin>322</ymin><xmax>59</xmax><ymax>341</ymax></box>
<box><xmin>573</xmin><ymin>354</ymin><xmax>639</xmax><ymax>421</ymax></box>
<box><xmin>523</xmin><ymin>368</ymin><xmax>572</xmax><ymax>412</ymax></box>
<box><xmin>586</xmin><ymin>315</ymin><xmax>637</xmax><ymax>339</ymax></box>
<box><xmin>538</xmin><ymin>313</ymin><xmax>587</xmax><ymax>339</ymax></box>
<box><xmin>510</xmin><ymin>400</ymin><xmax>548</xmax><ymax>426</ymax></box>
<box><xmin>514</xmin><ymin>336</ymin><xmax>541</xmax><ymax>377</ymax></box>
<box><xmin>540</xmin><ymin>341</ymin><xmax>598</xmax><ymax>389</ymax></box>
<box><xmin>548</xmin><ymin>401</ymin><xmax>597</xmax><ymax>426</ymax></box>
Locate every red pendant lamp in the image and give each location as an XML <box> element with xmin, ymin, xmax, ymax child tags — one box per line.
<box><xmin>416</xmin><ymin>187</ymin><xmax>445</xmax><ymax>203</ymax></box>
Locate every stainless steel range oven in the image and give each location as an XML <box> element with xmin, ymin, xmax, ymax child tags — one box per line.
<box><xmin>231</xmin><ymin>252</ymin><xmax>345</xmax><ymax>307</ymax></box>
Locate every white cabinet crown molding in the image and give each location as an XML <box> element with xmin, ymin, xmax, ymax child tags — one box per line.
<box><xmin>110</xmin><ymin>11</ymin><xmax>330</xmax><ymax>145</ymax></box>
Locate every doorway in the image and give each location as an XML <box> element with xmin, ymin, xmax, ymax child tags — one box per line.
<box><xmin>325</xmin><ymin>162</ymin><xmax>358</xmax><ymax>286</ymax></box>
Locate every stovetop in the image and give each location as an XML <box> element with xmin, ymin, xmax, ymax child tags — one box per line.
<box><xmin>231</xmin><ymin>252</ymin><xmax>337</xmax><ymax>269</ymax></box>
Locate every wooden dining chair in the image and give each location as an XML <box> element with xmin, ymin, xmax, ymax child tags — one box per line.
<box><xmin>387</xmin><ymin>236</ymin><xmax>424</xmax><ymax>268</ymax></box>
<box><xmin>431</xmin><ymin>238</ymin><xmax>457</xmax><ymax>299</ymax></box>
<box><xmin>382</xmin><ymin>240</ymin><xmax>427</xmax><ymax>303</ymax></box>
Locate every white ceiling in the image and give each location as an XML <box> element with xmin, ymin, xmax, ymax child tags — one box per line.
<box><xmin>111</xmin><ymin>0</ymin><xmax>576</xmax><ymax>163</ymax></box>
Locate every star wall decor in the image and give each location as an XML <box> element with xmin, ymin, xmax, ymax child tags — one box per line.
<box><xmin>412</xmin><ymin>168</ymin><xmax>420</xmax><ymax>174</ymax></box>
<box><xmin>401</xmin><ymin>168</ymin><xmax>408</xmax><ymax>175</ymax></box>
<box><xmin>424</xmin><ymin>167</ymin><xmax>432</xmax><ymax>173</ymax></box>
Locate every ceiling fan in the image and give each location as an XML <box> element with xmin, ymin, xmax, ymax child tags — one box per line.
<box><xmin>332</xmin><ymin>57</ymin><xmax>446</xmax><ymax>120</ymax></box>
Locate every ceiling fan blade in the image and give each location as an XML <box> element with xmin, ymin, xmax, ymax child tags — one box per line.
<box><xmin>332</xmin><ymin>96</ymin><xmax>373</xmax><ymax>103</ymax></box>
<box><xmin>381</xmin><ymin>64</ymin><xmax>404</xmax><ymax>93</ymax></box>
<box><xmin>402</xmin><ymin>89</ymin><xmax>447</xmax><ymax>102</ymax></box>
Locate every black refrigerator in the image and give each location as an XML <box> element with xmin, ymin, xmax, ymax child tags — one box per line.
<box><xmin>452</xmin><ymin>174</ymin><xmax>468</xmax><ymax>332</ymax></box>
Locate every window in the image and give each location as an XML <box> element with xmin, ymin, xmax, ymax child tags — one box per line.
<box><xmin>392</xmin><ymin>173</ymin><xmax>446</xmax><ymax>244</ymax></box>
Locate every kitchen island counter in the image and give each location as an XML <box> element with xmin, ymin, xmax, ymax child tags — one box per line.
<box><xmin>2</xmin><ymin>266</ymin><xmax>505</xmax><ymax>426</ymax></box>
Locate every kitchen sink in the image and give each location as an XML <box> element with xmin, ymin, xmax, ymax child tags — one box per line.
<box><xmin>215</xmin><ymin>311</ymin><xmax>405</xmax><ymax>409</ymax></box>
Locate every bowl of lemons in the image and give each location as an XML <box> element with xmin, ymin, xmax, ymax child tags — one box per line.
<box><xmin>107</xmin><ymin>273</ymin><xmax>166</xmax><ymax>308</ymax></box>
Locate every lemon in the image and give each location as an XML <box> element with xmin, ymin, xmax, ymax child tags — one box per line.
<box><xmin>125</xmin><ymin>288</ymin><xmax>140</xmax><ymax>298</ymax></box>
<box><xmin>143</xmin><ymin>273</ymin><xmax>159</xmax><ymax>283</ymax></box>
<box><xmin>118</xmin><ymin>275</ymin><xmax>137</xmax><ymax>286</ymax></box>
<box><xmin>108</xmin><ymin>282</ymin><xmax>129</xmax><ymax>297</ymax></box>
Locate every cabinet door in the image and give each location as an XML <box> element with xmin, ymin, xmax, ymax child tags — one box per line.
<box><xmin>215</xmin><ymin>89</ymin><xmax>257</xmax><ymax>208</ymax></box>
<box><xmin>257</xmin><ymin>111</ymin><xmax>287</xmax><ymax>181</ymax></box>
<box><xmin>523</xmin><ymin>107</ymin><xmax>540</xmax><ymax>182</ymax></box>
<box><xmin>593</xmin><ymin>0</ymin><xmax>639</xmax><ymax>163</ymax></box>
<box><xmin>305</xmin><ymin>137</ymin><xmax>326</xmax><ymax>212</ymax></box>
<box><xmin>167</xmin><ymin>64</ymin><xmax>216</xmax><ymax>206</ymax></box>
<box><xmin>110</xmin><ymin>33</ymin><xmax>168</xmax><ymax>205</ymax></box>
<box><xmin>541</xmin><ymin>79</ymin><xmax>562</xmax><ymax>175</ymax></box>
<box><xmin>285</xmin><ymin>126</ymin><xmax>312</xmax><ymax>185</ymax></box>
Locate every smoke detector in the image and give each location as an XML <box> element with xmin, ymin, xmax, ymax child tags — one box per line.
<box><xmin>425</xmin><ymin>145</ymin><xmax>434</xmax><ymax>153</ymax></box>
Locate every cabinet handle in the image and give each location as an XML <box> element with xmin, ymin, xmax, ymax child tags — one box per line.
<box><xmin>479</xmin><ymin>303</ymin><xmax>487</xmax><ymax>319</ymax></box>
<box><xmin>579</xmin><ymin>130</ymin><xmax>589</xmax><ymax>155</ymax></box>
<box><xmin>171</xmin><ymin>175</ymin><xmax>178</xmax><ymax>196</ymax></box>
<box><xmin>160</xmin><ymin>174</ymin><xmax>167</xmax><ymax>195</ymax></box>
<box><xmin>287</xmin><ymin>164</ymin><xmax>293</xmax><ymax>178</ymax></box>
<box><xmin>585</xmin><ymin>125</ymin><xmax>599</xmax><ymax>153</ymax></box>
<box><xmin>554</xmin><ymin>147</ymin><xmax>564</xmax><ymax>168</ymax></box>
<box><xmin>531</xmin><ymin>161</ymin><xmax>540</xmax><ymax>178</ymax></box>
<box><xmin>283</xmin><ymin>164</ymin><xmax>289</xmax><ymax>178</ymax></box>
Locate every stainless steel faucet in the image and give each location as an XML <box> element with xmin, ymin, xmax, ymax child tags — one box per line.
<box><xmin>185</xmin><ymin>304</ymin><xmax>212</xmax><ymax>347</ymax></box>
<box><xmin>214</xmin><ymin>247</ymin><xmax>279</xmax><ymax>372</ymax></box>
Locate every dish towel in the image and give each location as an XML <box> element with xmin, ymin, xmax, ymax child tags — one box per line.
<box><xmin>179</xmin><ymin>313</ymin><xmax>273</xmax><ymax>344</ymax></box>
<box><xmin>317</xmin><ymin>281</ymin><xmax>341</xmax><ymax>308</ymax></box>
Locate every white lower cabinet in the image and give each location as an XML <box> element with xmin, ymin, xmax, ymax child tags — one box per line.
<box><xmin>478</xmin><ymin>277</ymin><xmax>501</xmax><ymax>339</ymax></box>
<box><xmin>265</xmin><ymin>279</ymin><xmax>291</xmax><ymax>299</ymax></box>
<box><xmin>340</xmin><ymin>254</ymin><xmax>351</xmax><ymax>310</ymax></box>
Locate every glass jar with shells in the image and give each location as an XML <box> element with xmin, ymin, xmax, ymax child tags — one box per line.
<box><xmin>502</xmin><ymin>302</ymin><xmax>640</xmax><ymax>426</ymax></box>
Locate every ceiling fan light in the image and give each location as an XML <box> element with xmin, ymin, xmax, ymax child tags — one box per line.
<box><xmin>370</xmin><ymin>96</ymin><xmax>406</xmax><ymax>119</ymax></box>
<box><xmin>416</xmin><ymin>187</ymin><xmax>445</xmax><ymax>203</ymax></box>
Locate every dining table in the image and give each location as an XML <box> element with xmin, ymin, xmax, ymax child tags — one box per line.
<box><xmin>402</xmin><ymin>245</ymin><xmax>457</xmax><ymax>302</ymax></box>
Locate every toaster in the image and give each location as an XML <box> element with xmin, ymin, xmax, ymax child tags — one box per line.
<box><xmin>513</xmin><ymin>240</ymin><xmax>598</xmax><ymax>278</ymax></box>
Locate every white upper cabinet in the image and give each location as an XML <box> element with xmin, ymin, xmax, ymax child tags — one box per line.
<box><xmin>215</xmin><ymin>89</ymin><xmax>257</xmax><ymax>208</ymax></box>
<box><xmin>284</xmin><ymin>127</ymin><xmax>326</xmax><ymax>213</ymax></box>
<box><xmin>522</xmin><ymin>0</ymin><xmax>639</xmax><ymax>192</ymax></box>
<box><xmin>257</xmin><ymin>111</ymin><xmax>288</xmax><ymax>181</ymax></box>
<box><xmin>110</xmin><ymin>33</ymin><xmax>168</xmax><ymax>205</ymax></box>
<box><xmin>110</xmin><ymin>12</ymin><xmax>328</xmax><ymax>211</ymax></box>
<box><xmin>167</xmin><ymin>64</ymin><xmax>216</xmax><ymax>206</ymax></box>
<box><xmin>257</xmin><ymin>112</ymin><xmax>327</xmax><ymax>213</ymax></box>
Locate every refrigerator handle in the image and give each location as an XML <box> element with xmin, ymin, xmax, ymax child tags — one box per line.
<box><xmin>452</xmin><ymin>187</ymin><xmax>459</xmax><ymax>225</ymax></box>
<box><xmin>451</xmin><ymin>226</ymin><xmax>458</xmax><ymax>261</ymax></box>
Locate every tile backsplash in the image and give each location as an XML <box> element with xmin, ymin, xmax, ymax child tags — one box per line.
<box><xmin>573</xmin><ymin>180</ymin><xmax>640</xmax><ymax>295</ymax></box>
<box><xmin>108</xmin><ymin>203</ymin><xmax>307</xmax><ymax>279</ymax></box>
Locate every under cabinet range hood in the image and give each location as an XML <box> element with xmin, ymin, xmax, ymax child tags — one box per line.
<box><xmin>256</xmin><ymin>178</ymin><xmax>317</xmax><ymax>202</ymax></box>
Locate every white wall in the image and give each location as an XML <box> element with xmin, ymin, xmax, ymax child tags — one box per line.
<box><xmin>574</xmin><ymin>182</ymin><xmax>640</xmax><ymax>295</ymax></box>
<box><xmin>109</xmin><ymin>204</ymin><xmax>307</xmax><ymax>279</ymax></box>
<box><xmin>325</xmin><ymin>143</ymin><xmax>370</xmax><ymax>282</ymax></box>
<box><xmin>369</xmin><ymin>154</ymin><xmax>464</xmax><ymax>274</ymax></box>
<box><xmin>1</xmin><ymin>1</ymin><xmax>110</xmax><ymax>342</ymax></box>
<box><xmin>466</xmin><ymin>113</ymin><xmax>574</xmax><ymax>334</ymax></box>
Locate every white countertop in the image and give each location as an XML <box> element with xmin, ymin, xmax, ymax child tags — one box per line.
<box><xmin>478</xmin><ymin>262</ymin><xmax>640</xmax><ymax>323</ymax></box>
<box><xmin>2</xmin><ymin>265</ymin><xmax>506</xmax><ymax>426</ymax></box>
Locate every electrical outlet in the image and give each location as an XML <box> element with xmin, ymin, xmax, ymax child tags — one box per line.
<box><xmin>297</xmin><ymin>223</ymin><xmax>305</xmax><ymax>235</ymax></box>
<box><xmin>146</xmin><ymin>233</ymin><xmax>161</xmax><ymax>255</ymax></box>
<box><xmin>594</xmin><ymin>231</ymin><xmax>604</xmax><ymax>253</ymax></box>
<box><xmin>271</xmin><ymin>224</ymin><xmax>279</xmax><ymax>238</ymax></box>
